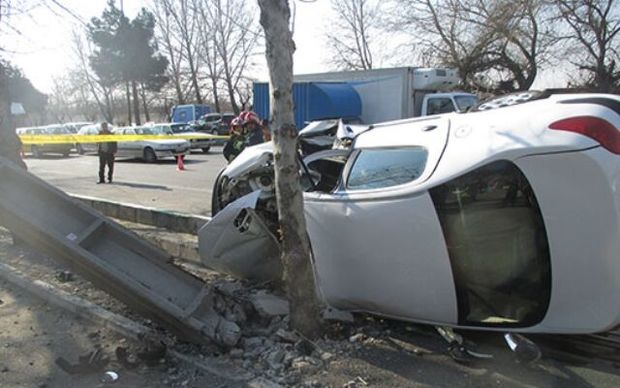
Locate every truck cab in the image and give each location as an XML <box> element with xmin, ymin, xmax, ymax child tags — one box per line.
<box><xmin>421</xmin><ymin>92</ymin><xmax>479</xmax><ymax>116</ymax></box>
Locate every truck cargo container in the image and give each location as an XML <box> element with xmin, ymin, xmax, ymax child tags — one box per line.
<box><xmin>253</xmin><ymin>82</ymin><xmax>362</xmax><ymax>129</ymax></box>
<box><xmin>254</xmin><ymin>67</ymin><xmax>478</xmax><ymax>126</ymax></box>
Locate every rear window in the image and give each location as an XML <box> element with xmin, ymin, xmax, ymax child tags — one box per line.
<box><xmin>347</xmin><ymin>147</ymin><xmax>428</xmax><ymax>190</ymax></box>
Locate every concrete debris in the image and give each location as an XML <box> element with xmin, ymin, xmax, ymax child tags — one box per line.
<box><xmin>343</xmin><ymin>376</ymin><xmax>369</xmax><ymax>387</ymax></box>
<box><xmin>349</xmin><ymin>333</ymin><xmax>367</xmax><ymax>343</ymax></box>
<box><xmin>250</xmin><ymin>290</ymin><xmax>290</xmax><ymax>317</ymax></box>
<box><xmin>274</xmin><ymin>328</ymin><xmax>299</xmax><ymax>343</ymax></box>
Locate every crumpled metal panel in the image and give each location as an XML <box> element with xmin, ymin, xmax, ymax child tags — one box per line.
<box><xmin>199</xmin><ymin>192</ymin><xmax>282</xmax><ymax>283</ymax></box>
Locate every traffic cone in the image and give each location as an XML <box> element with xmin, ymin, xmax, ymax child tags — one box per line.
<box><xmin>176</xmin><ymin>154</ymin><xmax>185</xmax><ymax>171</ymax></box>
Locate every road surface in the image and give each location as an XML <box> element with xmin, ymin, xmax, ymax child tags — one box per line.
<box><xmin>24</xmin><ymin>148</ymin><xmax>228</xmax><ymax>216</ymax></box>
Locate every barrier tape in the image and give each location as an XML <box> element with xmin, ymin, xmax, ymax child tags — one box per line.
<box><xmin>18</xmin><ymin>134</ymin><xmax>230</xmax><ymax>145</ymax></box>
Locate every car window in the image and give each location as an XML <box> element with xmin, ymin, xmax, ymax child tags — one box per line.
<box><xmin>347</xmin><ymin>147</ymin><xmax>428</xmax><ymax>190</ymax></box>
<box><xmin>171</xmin><ymin>124</ymin><xmax>190</xmax><ymax>133</ymax></box>
<box><xmin>427</xmin><ymin>98</ymin><xmax>455</xmax><ymax>115</ymax></box>
<box><xmin>429</xmin><ymin>160</ymin><xmax>551</xmax><ymax>327</ymax></box>
<box><xmin>124</xmin><ymin>128</ymin><xmax>137</xmax><ymax>135</ymax></box>
<box><xmin>454</xmin><ymin>95</ymin><xmax>478</xmax><ymax>112</ymax></box>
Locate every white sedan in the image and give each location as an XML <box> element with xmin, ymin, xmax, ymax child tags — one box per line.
<box><xmin>113</xmin><ymin>126</ymin><xmax>190</xmax><ymax>162</ymax></box>
<box><xmin>202</xmin><ymin>92</ymin><xmax>620</xmax><ymax>335</ymax></box>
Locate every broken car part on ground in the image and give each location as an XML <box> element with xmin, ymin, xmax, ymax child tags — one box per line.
<box><xmin>203</xmin><ymin>91</ymin><xmax>620</xmax><ymax>335</ymax></box>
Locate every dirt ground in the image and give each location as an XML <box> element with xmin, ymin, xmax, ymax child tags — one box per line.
<box><xmin>2</xmin><ymin>225</ymin><xmax>620</xmax><ymax>388</ymax></box>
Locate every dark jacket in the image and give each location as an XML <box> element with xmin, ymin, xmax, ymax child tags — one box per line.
<box><xmin>97</xmin><ymin>131</ymin><xmax>117</xmax><ymax>154</ymax></box>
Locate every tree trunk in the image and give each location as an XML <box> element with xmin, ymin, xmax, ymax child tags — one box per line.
<box><xmin>211</xmin><ymin>76</ymin><xmax>221</xmax><ymax>113</ymax></box>
<box><xmin>257</xmin><ymin>0</ymin><xmax>322</xmax><ymax>339</ymax></box>
<box><xmin>140</xmin><ymin>83</ymin><xmax>151</xmax><ymax>122</ymax></box>
<box><xmin>132</xmin><ymin>81</ymin><xmax>141</xmax><ymax>125</ymax></box>
<box><xmin>125</xmin><ymin>81</ymin><xmax>132</xmax><ymax>125</ymax></box>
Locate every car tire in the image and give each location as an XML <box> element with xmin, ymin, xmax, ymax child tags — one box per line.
<box><xmin>202</xmin><ymin>147</ymin><xmax>210</xmax><ymax>153</ymax></box>
<box><xmin>62</xmin><ymin>152</ymin><xmax>70</xmax><ymax>158</ymax></box>
<box><xmin>31</xmin><ymin>146</ymin><xmax>40</xmax><ymax>158</ymax></box>
<box><xmin>211</xmin><ymin>167</ymin><xmax>227</xmax><ymax>216</ymax></box>
<box><xmin>144</xmin><ymin>147</ymin><xmax>157</xmax><ymax>163</ymax></box>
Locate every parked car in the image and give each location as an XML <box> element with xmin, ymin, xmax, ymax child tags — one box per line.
<box><xmin>113</xmin><ymin>126</ymin><xmax>190</xmax><ymax>162</ymax></box>
<box><xmin>75</xmin><ymin>123</ymin><xmax>108</xmax><ymax>154</ymax></box>
<box><xmin>148</xmin><ymin>122</ymin><xmax>212</xmax><ymax>153</ymax></box>
<box><xmin>202</xmin><ymin>91</ymin><xmax>620</xmax><ymax>335</ymax></box>
<box><xmin>16</xmin><ymin>125</ymin><xmax>73</xmax><ymax>158</ymax></box>
<box><xmin>193</xmin><ymin>112</ymin><xmax>236</xmax><ymax>135</ymax></box>
<box><xmin>64</xmin><ymin>122</ymin><xmax>93</xmax><ymax>134</ymax></box>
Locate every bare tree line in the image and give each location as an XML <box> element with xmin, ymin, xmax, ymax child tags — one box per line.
<box><xmin>46</xmin><ymin>0</ymin><xmax>261</xmax><ymax>124</ymax></box>
<box><xmin>327</xmin><ymin>0</ymin><xmax>620</xmax><ymax>93</ymax></box>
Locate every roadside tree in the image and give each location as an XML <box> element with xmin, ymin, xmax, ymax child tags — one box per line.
<box><xmin>257</xmin><ymin>0</ymin><xmax>322</xmax><ymax>338</ymax></box>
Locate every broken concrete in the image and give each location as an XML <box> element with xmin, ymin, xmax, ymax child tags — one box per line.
<box><xmin>0</xmin><ymin>157</ymin><xmax>239</xmax><ymax>346</ymax></box>
<box><xmin>250</xmin><ymin>290</ymin><xmax>290</xmax><ymax>318</ymax></box>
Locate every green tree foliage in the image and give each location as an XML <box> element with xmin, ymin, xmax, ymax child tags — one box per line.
<box><xmin>87</xmin><ymin>0</ymin><xmax>168</xmax><ymax>122</ymax></box>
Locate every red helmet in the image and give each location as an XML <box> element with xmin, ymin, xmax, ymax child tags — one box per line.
<box><xmin>230</xmin><ymin>117</ymin><xmax>243</xmax><ymax>127</ymax></box>
<box><xmin>241</xmin><ymin>111</ymin><xmax>261</xmax><ymax>126</ymax></box>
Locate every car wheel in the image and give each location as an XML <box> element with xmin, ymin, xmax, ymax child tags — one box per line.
<box><xmin>143</xmin><ymin>147</ymin><xmax>157</xmax><ymax>163</ymax></box>
<box><xmin>202</xmin><ymin>147</ymin><xmax>210</xmax><ymax>153</ymax></box>
<box><xmin>62</xmin><ymin>152</ymin><xmax>70</xmax><ymax>158</ymax></box>
<box><xmin>211</xmin><ymin>167</ymin><xmax>227</xmax><ymax>216</ymax></box>
<box><xmin>31</xmin><ymin>146</ymin><xmax>40</xmax><ymax>158</ymax></box>
<box><xmin>76</xmin><ymin>144</ymin><xmax>84</xmax><ymax>155</ymax></box>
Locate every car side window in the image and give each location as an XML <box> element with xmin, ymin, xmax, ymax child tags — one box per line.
<box><xmin>427</xmin><ymin>98</ymin><xmax>455</xmax><ymax>115</ymax></box>
<box><xmin>346</xmin><ymin>147</ymin><xmax>428</xmax><ymax>190</ymax></box>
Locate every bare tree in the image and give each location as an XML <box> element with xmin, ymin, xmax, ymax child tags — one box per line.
<box><xmin>326</xmin><ymin>0</ymin><xmax>379</xmax><ymax>70</ymax></box>
<box><xmin>555</xmin><ymin>0</ymin><xmax>620</xmax><ymax>91</ymax></box>
<box><xmin>389</xmin><ymin>0</ymin><xmax>558</xmax><ymax>93</ymax></box>
<box><xmin>257</xmin><ymin>0</ymin><xmax>322</xmax><ymax>338</ymax></box>
<box><xmin>155</xmin><ymin>0</ymin><xmax>204</xmax><ymax>104</ymax></box>
<box><xmin>152</xmin><ymin>0</ymin><xmax>187</xmax><ymax>104</ymax></box>
<box><xmin>193</xmin><ymin>0</ymin><xmax>224</xmax><ymax>111</ymax></box>
<box><xmin>204</xmin><ymin>0</ymin><xmax>261</xmax><ymax>114</ymax></box>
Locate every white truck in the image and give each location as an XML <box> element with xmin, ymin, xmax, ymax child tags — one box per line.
<box><xmin>293</xmin><ymin>67</ymin><xmax>478</xmax><ymax>124</ymax></box>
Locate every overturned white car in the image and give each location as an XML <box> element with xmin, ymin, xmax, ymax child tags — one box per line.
<box><xmin>200</xmin><ymin>91</ymin><xmax>620</xmax><ymax>335</ymax></box>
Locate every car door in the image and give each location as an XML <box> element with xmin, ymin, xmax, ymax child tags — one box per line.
<box><xmin>303</xmin><ymin>117</ymin><xmax>459</xmax><ymax>325</ymax></box>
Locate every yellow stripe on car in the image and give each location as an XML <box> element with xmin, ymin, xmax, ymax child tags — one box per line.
<box><xmin>19</xmin><ymin>134</ymin><xmax>230</xmax><ymax>145</ymax></box>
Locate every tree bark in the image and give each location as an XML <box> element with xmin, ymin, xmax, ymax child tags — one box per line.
<box><xmin>140</xmin><ymin>83</ymin><xmax>151</xmax><ymax>122</ymax></box>
<box><xmin>132</xmin><ymin>81</ymin><xmax>141</xmax><ymax>125</ymax></box>
<box><xmin>125</xmin><ymin>81</ymin><xmax>132</xmax><ymax>125</ymax></box>
<box><xmin>257</xmin><ymin>0</ymin><xmax>322</xmax><ymax>339</ymax></box>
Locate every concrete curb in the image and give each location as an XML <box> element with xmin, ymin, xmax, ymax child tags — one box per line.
<box><xmin>70</xmin><ymin>193</ymin><xmax>211</xmax><ymax>234</ymax></box>
<box><xmin>0</xmin><ymin>261</ymin><xmax>254</xmax><ymax>383</ymax></box>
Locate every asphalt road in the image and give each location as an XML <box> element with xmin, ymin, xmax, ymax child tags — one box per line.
<box><xmin>24</xmin><ymin>147</ymin><xmax>228</xmax><ymax>216</ymax></box>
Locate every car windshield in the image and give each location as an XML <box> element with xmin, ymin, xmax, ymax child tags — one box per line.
<box><xmin>44</xmin><ymin>126</ymin><xmax>71</xmax><ymax>134</ymax></box>
<box><xmin>135</xmin><ymin>127</ymin><xmax>154</xmax><ymax>135</ymax></box>
<box><xmin>170</xmin><ymin>124</ymin><xmax>191</xmax><ymax>133</ymax></box>
<box><xmin>151</xmin><ymin>126</ymin><xmax>174</xmax><ymax>135</ymax></box>
<box><xmin>454</xmin><ymin>95</ymin><xmax>479</xmax><ymax>112</ymax></box>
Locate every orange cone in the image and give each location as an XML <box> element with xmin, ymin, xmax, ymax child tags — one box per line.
<box><xmin>176</xmin><ymin>154</ymin><xmax>185</xmax><ymax>171</ymax></box>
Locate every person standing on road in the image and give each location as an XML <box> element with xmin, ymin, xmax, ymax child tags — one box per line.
<box><xmin>243</xmin><ymin>112</ymin><xmax>264</xmax><ymax>146</ymax></box>
<box><xmin>97</xmin><ymin>122</ymin><xmax>117</xmax><ymax>184</ymax></box>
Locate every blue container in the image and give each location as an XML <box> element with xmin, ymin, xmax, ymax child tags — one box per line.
<box><xmin>170</xmin><ymin>104</ymin><xmax>212</xmax><ymax>123</ymax></box>
<box><xmin>253</xmin><ymin>82</ymin><xmax>361</xmax><ymax>128</ymax></box>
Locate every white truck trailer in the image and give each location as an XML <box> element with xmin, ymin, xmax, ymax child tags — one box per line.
<box><xmin>293</xmin><ymin>67</ymin><xmax>478</xmax><ymax>124</ymax></box>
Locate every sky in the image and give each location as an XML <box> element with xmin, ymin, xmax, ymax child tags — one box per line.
<box><xmin>1</xmin><ymin>0</ymin><xmax>565</xmax><ymax>95</ymax></box>
<box><xmin>1</xmin><ymin>0</ymin><xmax>336</xmax><ymax>94</ymax></box>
